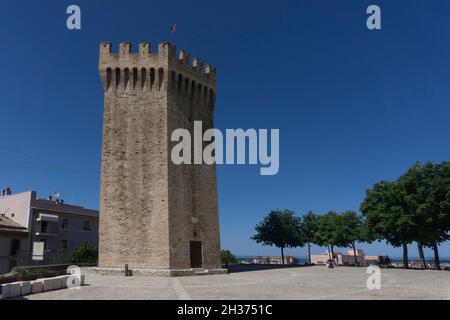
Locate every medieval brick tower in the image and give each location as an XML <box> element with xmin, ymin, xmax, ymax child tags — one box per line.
<box><xmin>98</xmin><ymin>41</ymin><xmax>224</xmax><ymax>275</ymax></box>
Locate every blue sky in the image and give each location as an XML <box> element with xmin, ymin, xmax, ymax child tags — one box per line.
<box><xmin>1</xmin><ymin>0</ymin><xmax>449</xmax><ymax>258</ymax></box>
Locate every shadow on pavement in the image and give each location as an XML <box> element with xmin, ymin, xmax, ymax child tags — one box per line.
<box><xmin>225</xmin><ymin>263</ymin><xmax>314</xmax><ymax>273</ymax></box>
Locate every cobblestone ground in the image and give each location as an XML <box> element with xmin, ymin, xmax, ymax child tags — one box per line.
<box><xmin>21</xmin><ymin>266</ymin><xmax>450</xmax><ymax>300</ymax></box>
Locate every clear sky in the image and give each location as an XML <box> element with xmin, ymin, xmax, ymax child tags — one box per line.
<box><xmin>1</xmin><ymin>0</ymin><xmax>449</xmax><ymax>258</ymax></box>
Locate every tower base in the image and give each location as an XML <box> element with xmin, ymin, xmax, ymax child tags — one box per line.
<box><xmin>87</xmin><ymin>267</ymin><xmax>228</xmax><ymax>277</ymax></box>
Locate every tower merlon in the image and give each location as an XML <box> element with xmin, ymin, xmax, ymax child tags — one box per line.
<box><xmin>139</xmin><ymin>41</ymin><xmax>151</xmax><ymax>54</ymax></box>
<box><xmin>192</xmin><ymin>58</ymin><xmax>204</xmax><ymax>74</ymax></box>
<box><xmin>205</xmin><ymin>64</ymin><xmax>216</xmax><ymax>81</ymax></box>
<box><xmin>158</xmin><ymin>41</ymin><xmax>176</xmax><ymax>59</ymax></box>
<box><xmin>100</xmin><ymin>42</ymin><xmax>112</xmax><ymax>57</ymax></box>
<box><xmin>178</xmin><ymin>50</ymin><xmax>190</xmax><ymax>64</ymax></box>
<box><xmin>119</xmin><ymin>42</ymin><xmax>132</xmax><ymax>55</ymax></box>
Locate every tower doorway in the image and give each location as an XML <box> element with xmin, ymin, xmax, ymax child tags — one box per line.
<box><xmin>190</xmin><ymin>241</ymin><xmax>203</xmax><ymax>268</ymax></box>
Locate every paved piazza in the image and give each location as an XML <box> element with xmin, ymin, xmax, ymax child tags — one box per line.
<box><xmin>22</xmin><ymin>266</ymin><xmax>450</xmax><ymax>300</ymax></box>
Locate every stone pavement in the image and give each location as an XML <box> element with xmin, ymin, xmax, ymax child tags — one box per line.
<box><xmin>21</xmin><ymin>265</ymin><xmax>450</xmax><ymax>300</ymax></box>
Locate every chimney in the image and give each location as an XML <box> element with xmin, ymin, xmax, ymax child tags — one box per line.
<box><xmin>60</xmin><ymin>199</ymin><xmax>64</xmax><ymax>204</ymax></box>
<box><xmin>48</xmin><ymin>195</ymin><xmax>53</xmax><ymax>202</ymax></box>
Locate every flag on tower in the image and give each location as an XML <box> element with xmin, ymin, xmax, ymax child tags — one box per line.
<box><xmin>170</xmin><ymin>24</ymin><xmax>176</xmax><ymax>34</ymax></box>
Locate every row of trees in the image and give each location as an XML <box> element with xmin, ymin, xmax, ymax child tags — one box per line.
<box><xmin>251</xmin><ymin>209</ymin><xmax>365</xmax><ymax>266</ymax></box>
<box><xmin>361</xmin><ymin>161</ymin><xmax>450</xmax><ymax>269</ymax></box>
<box><xmin>252</xmin><ymin>161</ymin><xmax>450</xmax><ymax>269</ymax></box>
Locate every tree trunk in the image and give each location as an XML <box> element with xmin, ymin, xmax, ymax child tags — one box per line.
<box><xmin>432</xmin><ymin>240</ymin><xmax>441</xmax><ymax>270</ymax></box>
<box><xmin>352</xmin><ymin>243</ymin><xmax>358</xmax><ymax>267</ymax></box>
<box><xmin>417</xmin><ymin>243</ymin><xmax>427</xmax><ymax>269</ymax></box>
<box><xmin>327</xmin><ymin>245</ymin><xmax>332</xmax><ymax>260</ymax></box>
<box><xmin>280</xmin><ymin>246</ymin><xmax>285</xmax><ymax>265</ymax></box>
<box><xmin>402</xmin><ymin>243</ymin><xmax>409</xmax><ymax>269</ymax></box>
<box><xmin>330</xmin><ymin>245</ymin><xmax>336</xmax><ymax>265</ymax></box>
<box><xmin>308</xmin><ymin>243</ymin><xmax>311</xmax><ymax>265</ymax></box>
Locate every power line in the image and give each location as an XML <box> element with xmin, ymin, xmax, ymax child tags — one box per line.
<box><xmin>0</xmin><ymin>143</ymin><xmax>100</xmax><ymax>177</ymax></box>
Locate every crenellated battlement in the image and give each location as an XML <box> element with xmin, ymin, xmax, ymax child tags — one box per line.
<box><xmin>99</xmin><ymin>41</ymin><xmax>216</xmax><ymax>93</ymax></box>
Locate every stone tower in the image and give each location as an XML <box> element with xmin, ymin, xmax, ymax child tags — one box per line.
<box><xmin>98</xmin><ymin>41</ymin><xmax>224</xmax><ymax>275</ymax></box>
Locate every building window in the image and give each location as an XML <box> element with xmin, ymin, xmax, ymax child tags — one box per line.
<box><xmin>10</xmin><ymin>239</ymin><xmax>20</xmax><ymax>256</ymax></box>
<box><xmin>41</xmin><ymin>221</ymin><xmax>48</xmax><ymax>233</ymax></box>
<box><xmin>62</xmin><ymin>218</ymin><xmax>69</xmax><ymax>229</ymax></box>
<box><xmin>60</xmin><ymin>240</ymin><xmax>68</xmax><ymax>252</ymax></box>
<box><xmin>83</xmin><ymin>221</ymin><xmax>91</xmax><ymax>231</ymax></box>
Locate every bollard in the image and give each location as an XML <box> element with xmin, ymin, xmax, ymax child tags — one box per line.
<box><xmin>124</xmin><ymin>264</ymin><xmax>129</xmax><ymax>277</ymax></box>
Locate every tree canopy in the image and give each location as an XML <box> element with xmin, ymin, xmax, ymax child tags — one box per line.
<box><xmin>250</xmin><ymin>161</ymin><xmax>449</xmax><ymax>269</ymax></box>
<box><xmin>251</xmin><ymin>209</ymin><xmax>304</xmax><ymax>264</ymax></box>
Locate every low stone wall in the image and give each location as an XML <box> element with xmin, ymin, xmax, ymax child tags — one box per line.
<box><xmin>88</xmin><ymin>267</ymin><xmax>228</xmax><ymax>277</ymax></box>
<box><xmin>0</xmin><ymin>274</ymin><xmax>85</xmax><ymax>299</ymax></box>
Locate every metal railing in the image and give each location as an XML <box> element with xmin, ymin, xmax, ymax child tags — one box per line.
<box><xmin>0</xmin><ymin>253</ymin><xmax>28</xmax><ymax>275</ymax></box>
<box><xmin>0</xmin><ymin>251</ymin><xmax>72</xmax><ymax>275</ymax></box>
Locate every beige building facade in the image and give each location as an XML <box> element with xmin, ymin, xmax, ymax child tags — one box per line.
<box><xmin>0</xmin><ymin>190</ymin><xmax>99</xmax><ymax>274</ymax></box>
<box><xmin>311</xmin><ymin>249</ymin><xmax>379</xmax><ymax>267</ymax></box>
<box><xmin>98</xmin><ymin>41</ymin><xmax>224</xmax><ymax>275</ymax></box>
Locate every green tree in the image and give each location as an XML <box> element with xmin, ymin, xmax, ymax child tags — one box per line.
<box><xmin>221</xmin><ymin>250</ymin><xmax>237</xmax><ymax>264</ymax></box>
<box><xmin>71</xmin><ymin>242</ymin><xmax>98</xmax><ymax>265</ymax></box>
<box><xmin>335</xmin><ymin>211</ymin><xmax>365</xmax><ymax>267</ymax></box>
<box><xmin>360</xmin><ymin>180</ymin><xmax>416</xmax><ymax>268</ymax></box>
<box><xmin>399</xmin><ymin>162</ymin><xmax>432</xmax><ymax>268</ymax></box>
<box><xmin>300</xmin><ymin>211</ymin><xmax>318</xmax><ymax>264</ymax></box>
<box><xmin>314</xmin><ymin>211</ymin><xmax>340</xmax><ymax>260</ymax></box>
<box><xmin>251</xmin><ymin>210</ymin><xmax>304</xmax><ymax>265</ymax></box>
<box><xmin>428</xmin><ymin>161</ymin><xmax>450</xmax><ymax>269</ymax></box>
<box><xmin>400</xmin><ymin>162</ymin><xmax>450</xmax><ymax>269</ymax></box>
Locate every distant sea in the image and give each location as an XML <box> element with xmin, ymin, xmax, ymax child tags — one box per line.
<box><xmin>236</xmin><ymin>256</ymin><xmax>450</xmax><ymax>265</ymax></box>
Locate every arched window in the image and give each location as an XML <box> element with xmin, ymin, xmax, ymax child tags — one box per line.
<box><xmin>106</xmin><ymin>68</ymin><xmax>112</xmax><ymax>91</ymax></box>
<box><xmin>150</xmin><ymin>68</ymin><xmax>155</xmax><ymax>90</ymax></box>
<box><xmin>133</xmin><ymin>68</ymin><xmax>138</xmax><ymax>89</ymax></box>
<box><xmin>158</xmin><ymin>68</ymin><xmax>165</xmax><ymax>90</ymax></box>
<box><xmin>178</xmin><ymin>74</ymin><xmax>183</xmax><ymax>93</ymax></box>
<box><xmin>203</xmin><ymin>86</ymin><xmax>208</xmax><ymax>103</ymax></box>
<box><xmin>141</xmin><ymin>68</ymin><xmax>147</xmax><ymax>89</ymax></box>
<box><xmin>210</xmin><ymin>88</ymin><xmax>215</xmax><ymax>108</ymax></box>
<box><xmin>115</xmin><ymin>68</ymin><xmax>121</xmax><ymax>89</ymax></box>
<box><xmin>184</xmin><ymin>78</ymin><xmax>189</xmax><ymax>96</ymax></box>
<box><xmin>197</xmin><ymin>83</ymin><xmax>202</xmax><ymax>104</ymax></box>
<box><xmin>171</xmin><ymin>71</ymin><xmax>176</xmax><ymax>89</ymax></box>
<box><xmin>124</xmin><ymin>68</ymin><xmax>130</xmax><ymax>89</ymax></box>
<box><xmin>190</xmin><ymin>80</ymin><xmax>196</xmax><ymax>103</ymax></box>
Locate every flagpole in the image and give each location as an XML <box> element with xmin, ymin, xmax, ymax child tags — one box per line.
<box><xmin>170</xmin><ymin>24</ymin><xmax>176</xmax><ymax>44</ymax></box>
